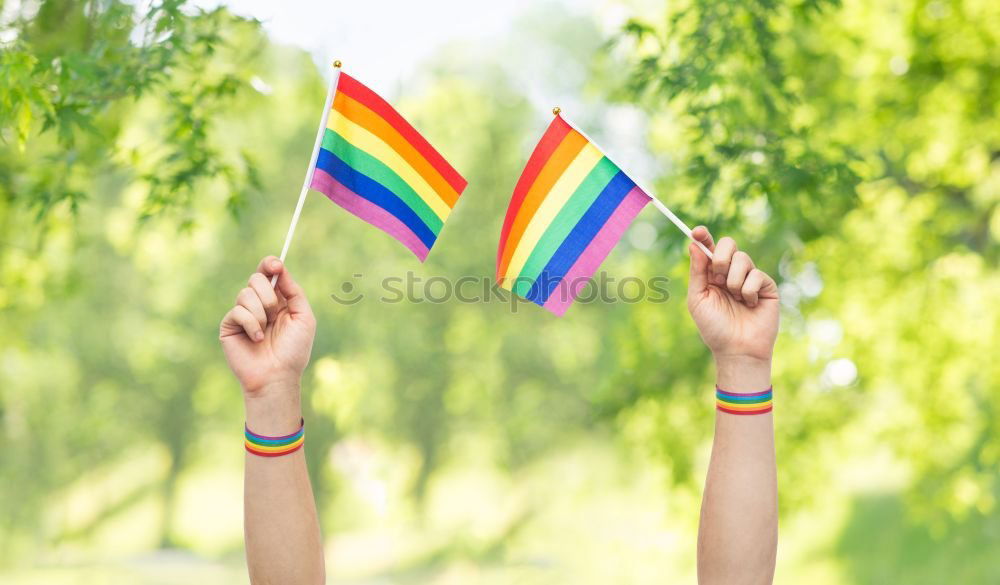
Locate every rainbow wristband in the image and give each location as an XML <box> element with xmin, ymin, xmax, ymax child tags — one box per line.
<box><xmin>245</xmin><ymin>419</ymin><xmax>305</xmax><ymax>457</ymax></box>
<box><xmin>716</xmin><ymin>386</ymin><xmax>773</xmax><ymax>415</ymax></box>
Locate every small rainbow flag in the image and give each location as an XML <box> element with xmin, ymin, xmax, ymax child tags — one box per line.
<box><xmin>310</xmin><ymin>70</ymin><xmax>467</xmax><ymax>261</ymax></box>
<box><xmin>496</xmin><ymin>113</ymin><xmax>652</xmax><ymax>316</ymax></box>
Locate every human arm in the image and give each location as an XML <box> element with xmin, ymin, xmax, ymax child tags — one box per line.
<box><xmin>219</xmin><ymin>256</ymin><xmax>324</xmax><ymax>585</ymax></box>
<box><xmin>687</xmin><ymin>227</ymin><xmax>779</xmax><ymax>585</ymax></box>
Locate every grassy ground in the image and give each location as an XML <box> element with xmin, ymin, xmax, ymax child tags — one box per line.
<box><xmin>2</xmin><ymin>435</ymin><xmax>924</xmax><ymax>585</ymax></box>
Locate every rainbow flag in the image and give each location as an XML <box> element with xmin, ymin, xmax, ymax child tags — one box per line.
<box><xmin>311</xmin><ymin>71</ymin><xmax>467</xmax><ymax>261</ymax></box>
<box><xmin>496</xmin><ymin>113</ymin><xmax>651</xmax><ymax>316</ymax></box>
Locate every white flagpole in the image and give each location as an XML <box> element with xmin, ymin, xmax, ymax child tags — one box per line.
<box><xmin>557</xmin><ymin>108</ymin><xmax>714</xmax><ymax>260</ymax></box>
<box><xmin>271</xmin><ymin>60</ymin><xmax>343</xmax><ymax>286</ymax></box>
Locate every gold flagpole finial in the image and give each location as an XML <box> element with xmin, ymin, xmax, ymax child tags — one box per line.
<box><xmin>333</xmin><ymin>60</ymin><xmax>342</xmax><ymax>68</ymax></box>
<box><xmin>552</xmin><ymin>106</ymin><xmax>562</xmax><ymax>116</ymax></box>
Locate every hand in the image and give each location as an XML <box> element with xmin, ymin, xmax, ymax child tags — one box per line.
<box><xmin>219</xmin><ymin>257</ymin><xmax>317</xmax><ymax>395</ymax></box>
<box><xmin>687</xmin><ymin>227</ymin><xmax>779</xmax><ymax>364</ymax></box>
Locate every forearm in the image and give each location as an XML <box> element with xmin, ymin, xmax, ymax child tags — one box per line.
<box><xmin>697</xmin><ymin>357</ymin><xmax>777</xmax><ymax>585</ymax></box>
<box><xmin>244</xmin><ymin>385</ymin><xmax>325</xmax><ymax>585</ymax></box>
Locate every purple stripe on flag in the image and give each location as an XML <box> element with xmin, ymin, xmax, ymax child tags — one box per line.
<box><xmin>311</xmin><ymin>168</ymin><xmax>430</xmax><ymax>261</ymax></box>
<box><xmin>542</xmin><ymin>186</ymin><xmax>650</xmax><ymax>316</ymax></box>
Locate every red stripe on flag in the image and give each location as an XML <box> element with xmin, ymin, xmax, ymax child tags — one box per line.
<box><xmin>337</xmin><ymin>73</ymin><xmax>467</xmax><ymax>199</ymax></box>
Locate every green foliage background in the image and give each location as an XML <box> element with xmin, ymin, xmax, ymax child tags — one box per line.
<box><xmin>1</xmin><ymin>0</ymin><xmax>998</xmax><ymax>583</ymax></box>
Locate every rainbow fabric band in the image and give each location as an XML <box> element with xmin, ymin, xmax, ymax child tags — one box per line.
<box><xmin>245</xmin><ymin>419</ymin><xmax>305</xmax><ymax>457</ymax></box>
<box><xmin>716</xmin><ymin>387</ymin><xmax>773</xmax><ymax>415</ymax></box>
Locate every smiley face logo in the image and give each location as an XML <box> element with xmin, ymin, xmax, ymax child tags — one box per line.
<box><xmin>330</xmin><ymin>274</ymin><xmax>364</xmax><ymax>305</ymax></box>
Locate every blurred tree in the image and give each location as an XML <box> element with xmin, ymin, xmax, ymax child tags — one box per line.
<box><xmin>615</xmin><ymin>0</ymin><xmax>861</xmax><ymax>242</ymax></box>
<box><xmin>0</xmin><ymin>0</ymin><xmax>268</xmax><ymax>556</ymax></box>
<box><xmin>0</xmin><ymin>0</ymin><xmax>261</xmax><ymax>223</ymax></box>
<box><xmin>609</xmin><ymin>0</ymin><xmax>999</xmax><ymax>529</ymax></box>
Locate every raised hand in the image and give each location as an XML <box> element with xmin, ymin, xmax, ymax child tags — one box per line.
<box><xmin>222</xmin><ymin>258</ymin><xmax>325</xmax><ymax>584</ymax></box>
<box><xmin>689</xmin><ymin>227</ymin><xmax>779</xmax><ymax>585</ymax></box>
<box><xmin>219</xmin><ymin>256</ymin><xmax>317</xmax><ymax>395</ymax></box>
<box><xmin>686</xmin><ymin>226</ymin><xmax>780</xmax><ymax>364</ymax></box>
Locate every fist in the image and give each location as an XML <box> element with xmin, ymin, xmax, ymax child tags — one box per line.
<box><xmin>687</xmin><ymin>227</ymin><xmax>780</xmax><ymax>363</ymax></box>
<box><xmin>219</xmin><ymin>257</ymin><xmax>317</xmax><ymax>394</ymax></box>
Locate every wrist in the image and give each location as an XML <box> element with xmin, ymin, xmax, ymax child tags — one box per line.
<box><xmin>244</xmin><ymin>381</ymin><xmax>303</xmax><ymax>437</ymax></box>
<box><xmin>714</xmin><ymin>355</ymin><xmax>772</xmax><ymax>393</ymax></box>
<box><xmin>242</xmin><ymin>371</ymin><xmax>303</xmax><ymax>396</ymax></box>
